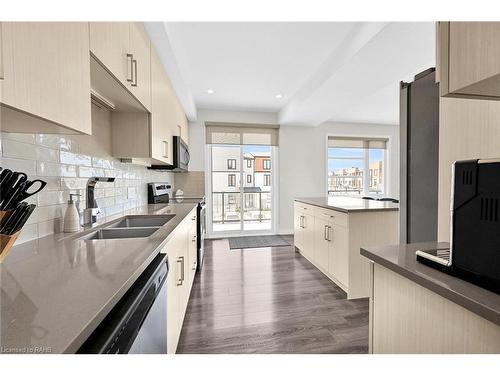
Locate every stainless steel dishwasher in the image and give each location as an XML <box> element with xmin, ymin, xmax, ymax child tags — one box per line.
<box><xmin>78</xmin><ymin>254</ymin><xmax>168</xmax><ymax>354</ymax></box>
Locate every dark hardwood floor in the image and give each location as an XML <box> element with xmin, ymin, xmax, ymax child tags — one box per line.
<box><xmin>177</xmin><ymin>238</ymin><xmax>369</xmax><ymax>354</ymax></box>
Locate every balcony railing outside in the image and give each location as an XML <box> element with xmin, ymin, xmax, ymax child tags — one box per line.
<box><xmin>212</xmin><ymin>192</ymin><xmax>271</xmax><ymax>224</ymax></box>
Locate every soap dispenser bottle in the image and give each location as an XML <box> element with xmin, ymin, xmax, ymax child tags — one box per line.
<box><xmin>64</xmin><ymin>193</ymin><xmax>81</xmax><ymax>233</ymax></box>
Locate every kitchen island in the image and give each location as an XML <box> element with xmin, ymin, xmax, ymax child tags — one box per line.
<box><xmin>361</xmin><ymin>242</ymin><xmax>500</xmax><ymax>353</ymax></box>
<box><xmin>294</xmin><ymin>197</ymin><xmax>399</xmax><ymax>299</ymax></box>
<box><xmin>0</xmin><ymin>201</ymin><xmax>201</xmax><ymax>354</ymax></box>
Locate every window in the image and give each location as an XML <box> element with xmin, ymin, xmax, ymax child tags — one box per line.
<box><xmin>263</xmin><ymin>159</ymin><xmax>271</xmax><ymax>170</ymax></box>
<box><xmin>227</xmin><ymin>159</ymin><xmax>236</xmax><ymax>170</ymax></box>
<box><xmin>264</xmin><ymin>174</ymin><xmax>271</xmax><ymax>186</ymax></box>
<box><xmin>247</xmin><ymin>159</ymin><xmax>252</xmax><ymax>168</ymax></box>
<box><xmin>228</xmin><ymin>174</ymin><xmax>236</xmax><ymax>187</ymax></box>
<box><xmin>247</xmin><ymin>175</ymin><xmax>252</xmax><ymax>183</ymax></box>
<box><xmin>327</xmin><ymin>136</ymin><xmax>387</xmax><ymax>196</ymax></box>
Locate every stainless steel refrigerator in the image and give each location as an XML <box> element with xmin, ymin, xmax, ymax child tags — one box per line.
<box><xmin>400</xmin><ymin>68</ymin><xmax>439</xmax><ymax>243</ymax></box>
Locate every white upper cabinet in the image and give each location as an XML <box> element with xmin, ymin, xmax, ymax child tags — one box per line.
<box><xmin>438</xmin><ymin>22</ymin><xmax>500</xmax><ymax>99</ymax></box>
<box><xmin>0</xmin><ymin>22</ymin><xmax>91</xmax><ymax>134</ymax></box>
<box><xmin>90</xmin><ymin>22</ymin><xmax>151</xmax><ymax>111</ymax></box>
<box><xmin>151</xmin><ymin>48</ymin><xmax>174</xmax><ymax>164</ymax></box>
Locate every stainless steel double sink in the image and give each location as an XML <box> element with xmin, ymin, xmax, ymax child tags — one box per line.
<box><xmin>79</xmin><ymin>214</ymin><xmax>175</xmax><ymax>241</ymax></box>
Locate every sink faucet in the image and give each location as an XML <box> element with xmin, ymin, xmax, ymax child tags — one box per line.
<box><xmin>82</xmin><ymin>177</ymin><xmax>116</xmax><ymax>226</ymax></box>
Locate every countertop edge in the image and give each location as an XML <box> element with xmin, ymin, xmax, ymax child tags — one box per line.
<box><xmin>360</xmin><ymin>247</ymin><xmax>500</xmax><ymax>327</ymax></box>
<box><xmin>64</xmin><ymin>247</ymin><xmax>164</xmax><ymax>353</ymax></box>
<box><xmin>63</xmin><ymin>204</ymin><xmax>199</xmax><ymax>353</ymax></box>
<box><xmin>294</xmin><ymin>198</ymin><xmax>399</xmax><ymax>213</ymax></box>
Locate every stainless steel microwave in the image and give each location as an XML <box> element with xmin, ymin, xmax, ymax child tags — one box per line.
<box><xmin>149</xmin><ymin>136</ymin><xmax>190</xmax><ymax>172</ymax></box>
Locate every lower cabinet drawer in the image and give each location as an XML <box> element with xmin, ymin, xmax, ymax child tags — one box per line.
<box><xmin>313</xmin><ymin>206</ymin><xmax>348</xmax><ymax>228</ymax></box>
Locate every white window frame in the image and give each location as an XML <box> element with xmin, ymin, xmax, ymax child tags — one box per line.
<box><xmin>325</xmin><ymin>134</ymin><xmax>390</xmax><ymax>197</ymax></box>
<box><xmin>205</xmin><ymin>144</ymin><xmax>279</xmax><ymax>238</ymax></box>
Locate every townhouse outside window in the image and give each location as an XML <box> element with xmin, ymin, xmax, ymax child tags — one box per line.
<box><xmin>247</xmin><ymin>175</ymin><xmax>252</xmax><ymax>183</ymax></box>
<box><xmin>263</xmin><ymin>159</ymin><xmax>271</xmax><ymax>170</ymax></box>
<box><xmin>327</xmin><ymin>136</ymin><xmax>388</xmax><ymax>196</ymax></box>
<box><xmin>264</xmin><ymin>174</ymin><xmax>271</xmax><ymax>186</ymax></box>
<box><xmin>228</xmin><ymin>174</ymin><xmax>236</xmax><ymax>187</ymax></box>
<box><xmin>227</xmin><ymin>159</ymin><xmax>236</xmax><ymax>169</ymax></box>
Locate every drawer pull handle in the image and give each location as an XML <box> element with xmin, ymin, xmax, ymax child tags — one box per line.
<box><xmin>322</xmin><ymin>213</ymin><xmax>334</xmax><ymax>218</ymax></box>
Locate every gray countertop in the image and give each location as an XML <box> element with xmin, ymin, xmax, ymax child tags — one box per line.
<box><xmin>0</xmin><ymin>201</ymin><xmax>199</xmax><ymax>354</ymax></box>
<box><xmin>295</xmin><ymin>196</ymin><xmax>399</xmax><ymax>213</ymax></box>
<box><xmin>360</xmin><ymin>242</ymin><xmax>500</xmax><ymax>326</ymax></box>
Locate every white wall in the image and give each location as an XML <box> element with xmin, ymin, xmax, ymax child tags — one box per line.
<box><xmin>188</xmin><ymin>111</ymin><xmax>399</xmax><ymax>235</ymax></box>
<box><xmin>278</xmin><ymin>121</ymin><xmax>399</xmax><ymax>233</ymax></box>
<box><xmin>188</xmin><ymin>109</ymin><xmax>278</xmax><ymax>171</ymax></box>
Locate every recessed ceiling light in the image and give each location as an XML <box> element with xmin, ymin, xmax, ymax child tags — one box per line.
<box><xmin>275</xmin><ymin>94</ymin><xmax>283</xmax><ymax>99</ymax></box>
<box><xmin>207</xmin><ymin>89</ymin><xmax>214</xmax><ymax>94</ymax></box>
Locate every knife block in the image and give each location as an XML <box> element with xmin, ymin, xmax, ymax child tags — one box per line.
<box><xmin>0</xmin><ymin>210</ymin><xmax>21</xmax><ymax>262</ymax></box>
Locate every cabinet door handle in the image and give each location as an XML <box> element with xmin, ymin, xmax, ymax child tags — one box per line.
<box><xmin>131</xmin><ymin>58</ymin><xmax>138</xmax><ymax>87</ymax></box>
<box><xmin>176</xmin><ymin>257</ymin><xmax>183</xmax><ymax>286</ymax></box>
<box><xmin>324</xmin><ymin>225</ymin><xmax>328</xmax><ymax>241</ymax></box>
<box><xmin>180</xmin><ymin>256</ymin><xmax>185</xmax><ymax>282</ymax></box>
<box><xmin>327</xmin><ymin>226</ymin><xmax>333</xmax><ymax>242</ymax></box>
<box><xmin>126</xmin><ymin>53</ymin><xmax>134</xmax><ymax>82</ymax></box>
<box><xmin>162</xmin><ymin>140</ymin><xmax>169</xmax><ymax>159</ymax></box>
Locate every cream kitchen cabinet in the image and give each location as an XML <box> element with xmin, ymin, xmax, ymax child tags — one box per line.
<box><xmin>188</xmin><ymin>212</ymin><xmax>198</xmax><ymax>286</ymax></box>
<box><xmin>294</xmin><ymin>199</ymin><xmax>398</xmax><ymax>299</ymax></box>
<box><xmin>328</xmin><ymin>223</ymin><xmax>349</xmax><ymax>288</ymax></box>
<box><xmin>90</xmin><ymin>22</ymin><xmax>151</xmax><ymax>111</ymax></box>
<box><xmin>150</xmin><ymin>48</ymin><xmax>175</xmax><ymax>165</ymax></box>
<box><xmin>165</xmin><ymin>207</ymin><xmax>198</xmax><ymax>353</ymax></box>
<box><xmin>0</xmin><ymin>22</ymin><xmax>91</xmax><ymax>134</ymax></box>
<box><xmin>313</xmin><ymin>217</ymin><xmax>330</xmax><ymax>273</ymax></box>
<box><xmin>294</xmin><ymin>202</ymin><xmax>314</xmax><ymax>260</ymax></box>
<box><xmin>437</xmin><ymin>22</ymin><xmax>500</xmax><ymax>100</ymax></box>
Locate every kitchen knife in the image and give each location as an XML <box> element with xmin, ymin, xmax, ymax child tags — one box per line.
<box><xmin>1</xmin><ymin>172</ymin><xmax>26</xmax><ymax>203</ymax></box>
<box><xmin>0</xmin><ymin>170</ymin><xmax>14</xmax><ymax>196</ymax></box>
<box><xmin>0</xmin><ymin>203</ymin><xmax>28</xmax><ymax>233</ymax></box>
<box><xmin>8</xmin><ymin>204</ymin><xmax>35</xmax><ymax>235</ymax></box>
<box><xmin>1</xmin><ymin>181</ymin><xmax>26</xmax><ymax>211</ymax></box>
<box><xmin>0</xmin><ymin>168</ymin><xmax>12</xmax><ymax>186</ymax></box>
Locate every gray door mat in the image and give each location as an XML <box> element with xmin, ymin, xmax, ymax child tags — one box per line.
<box><xmin>228</xmin><ymin>235</ymin><xmax>292</xmax><ymax>249</ymax></box>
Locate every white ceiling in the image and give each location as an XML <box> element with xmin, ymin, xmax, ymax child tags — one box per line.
<box><xmin>145</xmin><ymin>22</ymin><xmax>435</xmax><ymax>126</ymax></box>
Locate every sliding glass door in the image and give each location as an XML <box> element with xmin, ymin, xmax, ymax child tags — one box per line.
<box><xmin>209</xmin><ymin>144</ymin><xmax>274</xmax><ymax>235</ymax></box>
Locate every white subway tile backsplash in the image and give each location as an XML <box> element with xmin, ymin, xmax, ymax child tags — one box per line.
<box><xmin>1</xmin><ymin>133</ymin><xmax>36</xmax><ymax>144</ymax></box>
<box><xmin>92</xmin><ymin>157</ymin><xmax>114</xmax><ymax>169</ymax></box>
<box><xmin>2</xmin><ymin>139</ymin><xmax>60</xmax><ymax>162</ymax></box>
<box><xmin>77</xmin><ymin>166</ymin><xmax>93</xmax><ymax>178</ymax></box>
<box><xmin>61</xmin><ymin>177</ymin><xmax>88</xmax><ymax>190</ymax></box>
<box><xmin>36</xmin><ymin>134</ymin><xmax>76</xmax><ymax>152</ymax></box>
<box><xmin>17</xmin><ymin>223</ymin><xmax>38</xmax><ymax>243</ymax></box>
<box><xmin>2</xmin><ymin>157</ymin><xmax>37</xmax><ymax>175</ymax></box>
<box><xmin>38</xmin><ymin>219</ymin><xmax>61</xmax><ymax>237</ymax></box>
<box><xmin>29</xmin><ymin>176</ymin><xmax>61</xmax><ymax>191</ymax></box>
<box><xmin>37</xmin><ymin>161</ymin><xmax>77</xmax><ymax>177</ymax></box>
<box><xmin>38</xmin><ymin>191</ymin><xmax>65</xmax><ymax>206</ymax></box>
<box><xmin>1</xmin><ymin>131</ymin><xmax>175</xmax><ymax>244</ymax></box>
<box><xmin>60</xmin><ymin>151</ymin><xmax>92</xmax><ymax>166</ymax></box>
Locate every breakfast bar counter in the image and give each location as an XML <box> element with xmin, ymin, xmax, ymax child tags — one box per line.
<box><xmin>361</xmin><ymin>242</ymin><xmax>500</xmax><ymax>353</ymax></box>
